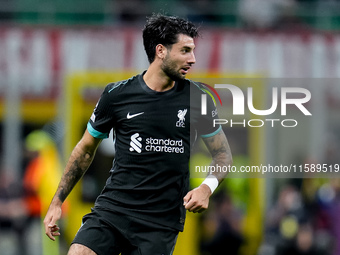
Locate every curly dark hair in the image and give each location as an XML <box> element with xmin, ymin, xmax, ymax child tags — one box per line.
<box><xmin>142</xmin><ymin>13</ymin><xmax>199</xmax><ymax>63</ymax></box>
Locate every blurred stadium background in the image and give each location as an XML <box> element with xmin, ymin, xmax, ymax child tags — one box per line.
<box><xmin>1</xmin><ymin>0</ymin><xmax>340</xmax><ymax>255</ymax></box>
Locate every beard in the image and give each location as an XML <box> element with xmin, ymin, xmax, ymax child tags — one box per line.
<box><xmin>161</xmin><ymin>53</ymin><xmax>185</xmax><ymax>81</ymax></box>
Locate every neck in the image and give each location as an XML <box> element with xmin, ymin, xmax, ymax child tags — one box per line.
<box><xmin>143</xmin><ymin>64</ymin><xmax>175</xmax><ymax>92</ymax></box>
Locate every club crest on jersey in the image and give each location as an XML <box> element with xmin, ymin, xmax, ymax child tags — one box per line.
<box><xmin>176</xmin><ymin>109</ymin><xmax>187</xmax><ymax>128</ymax></box>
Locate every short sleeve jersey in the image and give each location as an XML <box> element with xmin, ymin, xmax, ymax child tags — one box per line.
<box><xmin>87</xmin><ymin>72</ymin><xmax>221</xmax><ymax>231</ymax></box>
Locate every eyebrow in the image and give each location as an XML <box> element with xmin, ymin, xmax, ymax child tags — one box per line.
<box><xmin>182</xmin><ymin>46</ymin><xmax>195</xmax><ymax>50</ymax></box>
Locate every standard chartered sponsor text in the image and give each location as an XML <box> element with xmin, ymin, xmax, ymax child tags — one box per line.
<box><xmin>145</xmin><ymin>137</ymin><xmax>184</xmax><ymax>153</ymax></box>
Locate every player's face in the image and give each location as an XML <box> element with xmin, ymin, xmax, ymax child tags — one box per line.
<box><xmin>161</xmin><ymin>34</ymin><xmax>196</xmax><ymax>81</ymax></box>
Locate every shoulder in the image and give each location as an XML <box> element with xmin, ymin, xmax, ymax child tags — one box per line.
<box><xmin>104</xmin><ymin>75</ymin><xmax>139</xmax><ymax>95</ymax></box>
<box><xmin>186</xmin><ymin>80</ymin><xmax>216</xmax><ymax>101</ymax></box>
<box><xmin>187</xmin><ymin>80</ymin><xmax>212</xmax><ymax>93</ymax></box>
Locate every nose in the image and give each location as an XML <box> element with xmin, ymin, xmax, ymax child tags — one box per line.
<box><xmin>188</xmin><ymin>52</ymin><xmax>196</xmax><ymax>65</ymax></box>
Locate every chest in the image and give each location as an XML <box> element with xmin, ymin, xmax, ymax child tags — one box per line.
<box><xmin>113</xmin><ymin>93</ymin><xmax>190</xmax><ymax>138</ymax></box>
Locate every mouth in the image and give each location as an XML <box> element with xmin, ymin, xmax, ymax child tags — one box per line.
<box><xmin>180</xmin><ymin>66</ymin><xmax>191</xmax><ymax>75</ymax></box>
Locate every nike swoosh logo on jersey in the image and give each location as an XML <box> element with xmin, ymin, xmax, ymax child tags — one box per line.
<box><xmin>127</xmin><ymin>112</ymin><xmax>144</xmax><ymax>119</ymax></box>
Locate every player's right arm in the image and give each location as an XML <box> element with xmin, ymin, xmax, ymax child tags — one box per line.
<box><xmin>44</xmin><ymin>129</ymin><xmax>102</xmax><ymax>241</ymax></box>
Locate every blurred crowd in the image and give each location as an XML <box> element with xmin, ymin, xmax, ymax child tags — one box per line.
<box><xmin>197</xmin><ymin>178</ymin><xmax>340</xmax><ymax>255</ymax></box>
<box><xmin>0</xmin><ymin>148</ymin><xmax>41</xmax><ymax>255</ymax></box>
<box><xmin>1</xmin><ymin>0</ymin><xmax>340</xmax><ymax>31</ymax></box>
<box><xmin>263</xmin><ymin>179</ymin><xmax>340</xmax><ymax>255</ymax></box>
<box><xmin>0</xmin><ymin>129</ymin><xmax>66</xmax><ymax>255</ymax></box>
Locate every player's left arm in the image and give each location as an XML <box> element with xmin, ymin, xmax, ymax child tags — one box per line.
<box><xmin>183</xmin><ymin>128</ymin><xmax>232</xmax><ymax>213</ymax></box>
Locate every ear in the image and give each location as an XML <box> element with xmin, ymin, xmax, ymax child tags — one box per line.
<box><xmin>155</xmin><ymin>44</ymin><xmax>167</xmax><ymax>60</ymax></box>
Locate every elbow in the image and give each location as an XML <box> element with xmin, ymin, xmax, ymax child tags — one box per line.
<box><xmin>228</xmin><ymin>154</ymin><xmax>233</xmax><ymax>166</ymax></box>
<box><xmin>226</xmin><ymin>152</ymin><xmax>233</xmax><ymax>167</ymax></box>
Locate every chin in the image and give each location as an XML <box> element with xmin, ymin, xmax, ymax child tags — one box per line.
<box><xmin>177</xmin><ymin>72</ymin><xmax>188</xmax><ymax>80</ymax></box>
<box><xmin>176</xmin><ymin>76</ymin><xmax>186</xmax><ymax>81</ymax></box>
<box><xmin>163</xmin><ymin>67</ymin><xmax>186</xmax><ymax>81</ymax></box>
<box><xmin>168</xmin><ymin>73</ymin><xmax>186</xmax><ymax>81</ymax></box>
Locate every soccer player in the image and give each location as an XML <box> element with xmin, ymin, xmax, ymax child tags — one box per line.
<box><xmin>44</xmin><ymin>13</ymin><xmax>232</xmax><ymax>255</ymax></box>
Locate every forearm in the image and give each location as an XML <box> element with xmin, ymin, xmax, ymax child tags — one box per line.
<box><xmin>184</xmin><ymin>130</ymin><xmax>232</xmax><ymax>212</ymax></box>
<box><xmin>184</xmin><ymin>129</ymin><xmax>232</xmax><ymax>212</ymax></box>
<box><xmin>209</xmin><ymin>149</ymin><xmax>232</xmax><ymax>183</ymax></box>
<box><xmin>203</xmin><ymin>129</ymin><xmax>233</xmax><ymax>184</ymax></box>
<box><xmin>50</xmin><ymin>142</ymin><xmax>96</xmax><ymax>207</ymax></box>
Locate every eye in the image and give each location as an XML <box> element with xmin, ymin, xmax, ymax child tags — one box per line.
<box><xmin>181</xmin><ymin>48</ymin><xmax>191</xmax><ymax>53</ymax></box>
